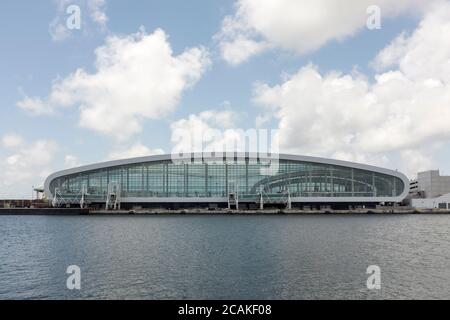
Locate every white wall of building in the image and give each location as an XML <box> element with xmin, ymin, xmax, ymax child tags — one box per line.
<box><xmin>412</xmin><ymin>193</ymin><xmax>450</xmax><ymax>209</ymax></box>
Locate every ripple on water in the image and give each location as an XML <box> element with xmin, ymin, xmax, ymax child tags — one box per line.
<box><xmin>0</xmin><ymin>214</ymin><xmax>449</xmax><ymax>299</ymax></box>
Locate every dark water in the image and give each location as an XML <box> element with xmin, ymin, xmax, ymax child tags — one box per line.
<box><xmin>0</xmin><ymin>214</ymin><xmax>449</xmax><ymax>300</ymax></box>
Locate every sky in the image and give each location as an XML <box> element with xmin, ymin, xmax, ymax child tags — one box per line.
<box><xmin>1</xmin><ymin>0</ymin><xmax>450</xmax><ymax>198</ymax></box>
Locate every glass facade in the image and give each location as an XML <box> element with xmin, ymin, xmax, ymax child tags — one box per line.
<box><xmin>49</xmin><ymin>158</ymin><xmax>405</xmax><ymax>202</ymax></box>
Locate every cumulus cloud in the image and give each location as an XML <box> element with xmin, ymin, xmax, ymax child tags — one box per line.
<box><xmin>64</xmin><ymin>155</ymin><xmax>81</xmax><ymax>168</ymax></box>
<box><xmin>217</xmin><ymin>0</ymin><xmax>430</xmax><ymax>65</ymax></box>
<box><xmin>253</xmin><ymin>1</ymin><xmax>450</xmax><ymax>177</ymax></box>
<box><xmin>18</xmin><ymin>28</ymin><xmax>211</xmax><ymax>140</ymax></box>
<box><xmin>372</xmin><ymin>2</ymin><xmax>450</xmax><ymax>83</ymax></box>
<box><xmin>49</xmin><ymin>0</ymin><xmax>108</xmax><ymax>41</ymax></box>
<box><xmin>171</xmin><ymin>110</ymin><xmax>236</xmax><ymax>153</ymax></box>
<box><xmin>88</xmin><ymin>0</ymin><xmax>108</xmax><ymax>26</ymax></box>
<box><xmin>400</xmin><ymin>150</ymin><xmax>434</xmax><ymax>178</ymax></box>
<box><xmin>170</xmin><ymin>109</ymin><xmax>279</xmax><ymax>156</ymax></box>
<box><xmin>107</xmin><ymin>142</ymin><xmax>165</xmax><ymax>161</ymax></box>
<box><xmin>0</xmin><ymin>135</ymin><xmax>58</xmax><ymax>198</ymax></box>
<box><xmin>1</xmin><ymin>133</ymin><xmax>24</xmax><ymax>148</ymax></box>
<box><xmin>16</xmin><ymin>96</ymin><xmax>52</xmax><ymax>116</ymax></box>
<box><xmin>219</xmin><ymin>35</ymin><xmax>270</xmax><ymax>66</ymax></box>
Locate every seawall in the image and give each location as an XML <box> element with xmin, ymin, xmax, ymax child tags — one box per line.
<box><xmin>0</xmin><ymin>208</ymin><xmax>89</xmax><ymax>216</ymax></box>
<box><xmin>1</xmin><ymin>208</ymin><xmax>449</xmax><ymax>215</ymax></box>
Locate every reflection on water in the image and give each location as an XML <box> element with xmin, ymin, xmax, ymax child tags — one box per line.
<box><xmin>0</xmin><ymin>214</ymin><xmax>449</xmax><ymax>299</ymax></box>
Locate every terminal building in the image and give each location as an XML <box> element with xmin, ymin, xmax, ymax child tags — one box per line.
<box><xmin>44</xmin><ymin>153</ymin><xmax>409</xmax><ymax>210</ymax></box>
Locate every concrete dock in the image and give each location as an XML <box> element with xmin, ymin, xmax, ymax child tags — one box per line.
<box><xmin>90</xmin><ymin>208</ymin><xmax>450</xmax><ymax>215</ymax></box>
<box><xmin>1</xmin><ymin>207</ymin><xmax>449</xmax><ymax>215</ymax></box>
<box><xmin>0</xmin><ymin>208</ymin><xmax>90</xmax><ymax>215</ymax></box>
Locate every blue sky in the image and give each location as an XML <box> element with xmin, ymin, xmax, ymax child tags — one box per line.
<box><xmin>1</xmin><ymin>0</ymin><xmax>450</xmax><ymax>198</ymax></box>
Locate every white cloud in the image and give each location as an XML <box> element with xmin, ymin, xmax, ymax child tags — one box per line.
<box><xmin>217</xmin><ymin>0</ymin><xmax>430</xmax><ymax>65</ymax></box>
<box><xmin>1</xmin><ymin>133</ymin><xmax>24</xmax><ymax>148</ymax></box>
<box><xmin>372</xmin><ymin>1</ymin><xmax>450</xmax><ymax>83</ymax></box>
<box><xmin>16</xmin><ymin>96</ymin><xmax>53</xmax><ymax>115</ymax></box>
<box><xmin>400</xmin><ymin>149</ymin><xmax>433</xmax><ymax>178</ymax></box>
<box><xmin>49</xmin><ymin>0</ymin><xmax>108</xmax><ymax>41</ymax></box>
<box><xmin>170</xmin><ymin>109</ymin><xmax>278</xmax><ymax>155</ymax></box>
<box><xmin>219</xmin><ymin>35</ymin><xmax>270</xmax><ymax>66</ymax></box>
<box><xmin>49</xmin><ymin>21</ymin><xmax>71</xmax><ymax>42</ymax></box>
<box><xmin>171</xmin><ymin>110</ymin><xmax>235</xmax><ymax>153</ymax></box>
<box><xmin>18</xmin><ymin>28</ymin><xmax>211</xmax><ymax>141</ymax></box>
<box><xmin>64</xmin><ymin>154</ymin><xmax>81</xmax><ymax>168</ymax></box>
<box><xmin>107</xmin><ymin>142</ymin><xmax>164</xmax><ymax>161</ymax></box>
<box><xmin>0</xmin><ymin>138</ymin><xmax>58</xmax><ymax>198</ymax></box>
<box><xmin>88</xmin><ymin>0</ymin><xmax>108</xmax><ymax>26</ymax></box>
<box><xmin>252</xmin><ymin>1</ymin><xmax>450</xmax><ymax>177</ymax></box>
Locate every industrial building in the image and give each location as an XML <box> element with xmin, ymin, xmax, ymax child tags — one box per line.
<box><xmin>409</xmin><ymin>170</ymin><xmax>450</xmax><ymax>209</ymax></box>
<box><xmin>44</xmin><ymin>153</ymin><xmax>409</xmax><ymax>210</ymax></box>
<box><xmin>409</xmin><ymin>170</ymin><xmax>450</xmax><ymax>198</ymax></box>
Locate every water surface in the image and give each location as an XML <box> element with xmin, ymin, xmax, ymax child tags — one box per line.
<box><xmin>0</xmin><ymin>214</ymin><xmax>449</xmax><ymax>299</ymax></box>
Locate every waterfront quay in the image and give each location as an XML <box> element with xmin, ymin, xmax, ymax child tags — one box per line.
<box><xmin>0</xmin><ymin>207</ymin><xmax>449</xmax><ymax>216</ymax></box>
